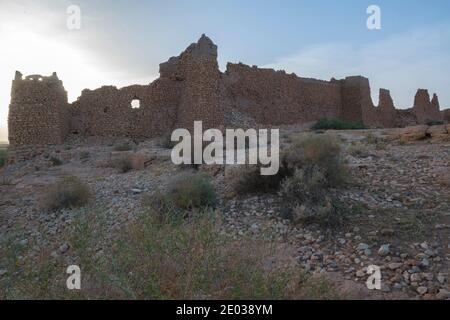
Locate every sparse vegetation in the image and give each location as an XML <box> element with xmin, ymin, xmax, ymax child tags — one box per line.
<box><xmin>112</xmin><ymin>155</ymin><xmax>133</xmax><ymax>173</ymax></box>
<box><xmin>0</xmin><ymin>203</ymin><xmax>334</xmax><ymax>300</ymax></box>
<box><xmin>231</xmin><ymin>134</ymin><xmax>347</xmax><ymax>196</ymax></box>
<box><xmin>348</xmin><ymin>142</ymin><xmax>371</xmax><ymax>158</ymax></box>
<box><xmin>229</xmin><ymin>134</ymin><xmax>348</xmax><ymax>226</ymax></box>
<box><xmin>284</xmin><ymin>134</ymin><xmax>348</xmax><ymax>187</ymax></box>
<box><xmin>166</xmin><ymin>172</ymin><xmax>216</xmax><ymax>209</ymax></box>
<box><xmin>113</xmin><ymin>142</ymin><xmax>132</xmax><ymax>152</ymax></box>
<box><xmin>229</xmin><ymin>164</ymin><xmax>286</xmax><ymax>195</ymax></box>
<box><xmin>312</xmin><ymin>118</ymin><xmax>366</xmax><ymax>131</ymax></box>
<box><xmin>157</xmin><ymin>132</ymin><xmax>178</xmax><ymax>149</ymax></box>
<box><xmin>280</xmin><ymin>134</ymin><xmax>348</xmax><ymax>225</ymax></box>
<box><xmin>426</xmin><ymin>120</ymin><xmax>444</xmax><ymax>126</ymax></box>
<box><xmin>49</xmin><ymin>156</ymin><xmax>63</xmax><ymax>166</ymax></box>
<box><xmin>41</xmin><ymin>176</ymin><xmax>91</xmax><ymax>211</ymax></box>
<box><xmin>80</xmin><ymin>151</ymin><xmax>90</xmax><ymax>160</ymax></box>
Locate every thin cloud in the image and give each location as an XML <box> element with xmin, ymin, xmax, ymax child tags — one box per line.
<box><xmin>263</xmin><ymin>26</ymin><xmax>450</xmax><ymax>109</ymax></box>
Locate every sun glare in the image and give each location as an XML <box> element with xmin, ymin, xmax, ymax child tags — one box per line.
<box><xmin>0</xmin><ymin>23</ymin><xmax>112</xmax><ymax>142</ymax></box>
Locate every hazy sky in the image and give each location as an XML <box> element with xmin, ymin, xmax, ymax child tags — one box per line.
<box><xmin>1</xmin><ymin>0</ymin><xmax>450</xmax><ymax>141</ymax></box>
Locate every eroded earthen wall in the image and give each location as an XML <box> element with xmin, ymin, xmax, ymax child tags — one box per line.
<box><xmin>70</xmin><ymin>79</ymin><xmax>180</xmax><ymax>138</ymax></box>
<box><xmin>7</xmin><ymin>35</ymin><xmax>447</xmax><ymax>148</ymax></box>
<box><xmin>412</xmin><ymin>89</ymin><xmax>442</xmax><ymax>124</ymax></box>
<box><xmin>223</xmin><ymin>63</ymin><xmax>342</xmax><ymax>125</ymax></box>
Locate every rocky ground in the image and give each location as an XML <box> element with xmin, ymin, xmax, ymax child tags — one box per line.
<box><xmin>0</xmin><ymin>128</ymin><xmax>449</xmax><ymax>300</ymax></box>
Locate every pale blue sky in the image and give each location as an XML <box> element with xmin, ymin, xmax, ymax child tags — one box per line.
<box><xmin>1</xmin><ymin>0</ymin><xmax>450</xmax><ymax>140</ymax></box>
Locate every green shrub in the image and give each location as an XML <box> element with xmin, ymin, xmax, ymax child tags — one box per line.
<box><xmin>167</xmin><ymin>173</ymin><xmax>216</xmax><ymax>209</ymax></box>
<box><xmin>80</xmin><ymin>151</ymin><xmax>90</xmax><ymax>160</ymax></box>
<box><xmin>49</xmin><ymin>156</ymin><xmax>62</xmax><ymax>166</ymax></box>
<box><xmin>279</xmin><ymin>134</ymin><xmax>348</xmax><ymax>226</ymax></box>
<box><xmin>426</xmin><ymin>120</ymin><xmax>444</xmax><ymax>126</ymax></box>
<box><xmin>279</xmin><ymin>167</ymin><xmax>346</xmax><ymax>226</ymax></box>
<box><xmin>348</xmin><ymin>142</ymin><xmax>371</xmax><ymax>158</ymax></box>
<box><xmin>231</xmin><ymin>134</ymin><xmax>347</xmax><ymax>197</ymax></box>
<box><xmin>157</xmin><ymin>132</ymin><xmax>178</xmax><ymax>149</ymax></box>
<box><xmin>230</xmin><ymin>164</ymin><xmax>286</xmax><ymax>195</ymax></box>
<box><xmin>141</xmin><ymin>191</ymin><xmax>183</xmax><ymax>223</ymax></box>
<box><xmin>41</xmin><ymin>176</ymin><xmax>91</xmax><ymax>211</ymax></box>
<box><xmin>112</xmin><ymin>155</ymin><xmax>133</xmax><ymax>173</ymax></box>
<box><xmin>284</xmin><ymin>134</ymin><xmax>347</xmax><ymax>187</ymax></box>
<box><xmin>113</xmin><ymin>142</ymin><xmax>132</xmax><ymax>152</ymax></box>
<box><xmin>0</xmin><ymin>149</ymin><xmax>7</xmax><ymax>168</ymax></box>
<box><xmin>312</xmin><ymin>118</ymin><xmax>366</xmax><ymax>130</ymax></box>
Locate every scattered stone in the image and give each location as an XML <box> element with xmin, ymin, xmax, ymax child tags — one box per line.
<box><xmin>378</xmin><ymin>244</ymin><xmax>390</xmax><ymax>256</ymax></box>
<box><xmin>357</xmin><ymin>243</ymin><xmax>369</xmax><ymax>251</ymax></box>
<box><xmin>420</xmin><ymin>258</ymin><xmax>430</xmax><ymax>268</ymax></box>
<box><xmin>59</xmin><ymin>243</ymin><xmax>70</xmax><ymax>254</ymax></box>
<box><xmin>381</xmin><ymin>228</ymin><xmax>394</xmax><ymax>236</ymax></box>
<box><xmin>437</xmin><ymin>274</ymin><xmax>446</xmax><ymax>284</ymax></box>
<box><xmin>417</xmin><ymin>286</ymin><xmax>428</xmax><ymax>295</ymax></box>
<box><xmin>436</xmin><ymin>289</ymin><xmax>450</xmax><ymax>300</ymax></box>
<box><xmin>387</xmin><ymin>262</ymin><xmax>403</xmax><ymax>270</ymax></box>
<box><xmin>356</xmin><ymin>270</ymin><xmax>365</xmax><ymax>278</ymax></box>
<box><xmin>410</xmin><ymin>273</ymin><xmax>422</xmax><ymax>282</ymax></box>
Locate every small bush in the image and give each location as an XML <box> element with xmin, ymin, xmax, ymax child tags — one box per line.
<box><xmin>41</xmin><ymin>176</ymin><xmax>91</xmax><ymax>211</ymax></box>
<box><xmin>112</xmin><ymin>155</ymin><xmax>133</xmax><ymax>173</ymax></box>
<box><xmin>113</xmin><ymin>142</ymin><xmax>132</xmax><ymax>152</ymax></box>
<box><xmin>426</xmin><ymin>120</ymin><xmax>444</xmax><ymax>126</ymax></box>
<box><xmin>141</xmin><ymin>191</ymin><xmax>183</xmax><ymax>223</ymax></box>
<box><xmin>49</xmin><ymin>156</ymin><xmax>62</xmax><ymax>166</ymax></box>
<box><xmin>231</xmin><ymin>134</ymin><xmax>347</xmax><ymax>196</ymax></box>
<box><xmin>0</xmin><ymin>149</ymin><xmax>7</xmax><ymax>168</ymax></box>
<box><xmin>157</xmin><ymin>132</ymin><xmax>178</xmax><ymax>149</ymax></box>
<box><xmin>284</xmin><ymin>134</ymin><xmax>347</xmax><ymax>187</ymax></box>
<box><xmin>167</xmin><ymin>173</ymin><xmax>216</xmax><ymax>209</ymax></box>
<box><xmin>312</xmin><ymin>118</ymin><xmax>366</xmax><ymax>131</ymax></box>
<box><xmin>230</xmin><ymin>164</ymin><xmax>286</xmax><ymax>195</ymax></box>
<box><xmin>80</xmin><ymin>151</ymin><xmax>90</xmax><ymax>160</ymax></box>
<box><xmin>348</xmin><ymin>143</ymin><xmax>371</xmax><ymax>158</ymax></box>
<box><xmin>279</xmin><ymin>134</ymin><xmax>348</xmax><ymax>226</ymax></box>
<box><xmin>280</xmin><ymin>168</ymin><xmax>346</xmax><ymax>226</ymax></box>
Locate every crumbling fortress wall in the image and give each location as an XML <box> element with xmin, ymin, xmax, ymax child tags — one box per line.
<box><xmin>7</xmin><ymin>34</ymin><xmax>447</xmax><ymax>147</ymax></box>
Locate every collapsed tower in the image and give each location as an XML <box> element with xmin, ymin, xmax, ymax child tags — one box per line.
<box><xmin>8</xmin><ymin>71</ymin><xmax>69</xmax><ymax>146</ymax></box>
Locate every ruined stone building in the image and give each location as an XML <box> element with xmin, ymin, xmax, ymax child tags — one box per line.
<box><xmin>7</xmin><ymin>34</ymin><xmax>447</xmax><ymax>147</ymax></box>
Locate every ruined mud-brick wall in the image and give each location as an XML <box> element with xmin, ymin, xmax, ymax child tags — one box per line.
<box><xmin>339</xmin><ymin>77</ymin><xmax>400</xmax><ymax>128</ymax></box>
<box><xmin>442</xmin><ymin>109</ymin><xmax>450</xmax><ymax>123</ymax></box>
<box><xmin>8</xmin><ymin>71</ymin><xmax>69</xmax><ymax>147</ymax></box>
<box><xmin>69</xmin><ymin>34</ymin><xmax>222</xmax><ymax>138</ymax></box>
<box><xmin>222</xmin><ymin>67</ymin><xmax>401</xmax><ymax>128</ymax></box>
<box><xmin>223</xmin><ymin>63</ymin><xmax>342</xmax><ymax>125</ymax></box>
<box><xmin>8</xmin><ymin>34</ymin><xmax>448</xmax><ymax>148</ymax></box>
<box><xmin>161</xmin><ymin>34</ymin><xmax>223</xmax><ymax>131</ymax></box>
<box><xmin>412</xmin><ymin>89</ymin><xmax>443</xmax><ymax>124</ymax></box>
<box><xmin>70</xmin><ymin>79</ymin><xmax>180</xmax><ymax>138</ymax></box>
